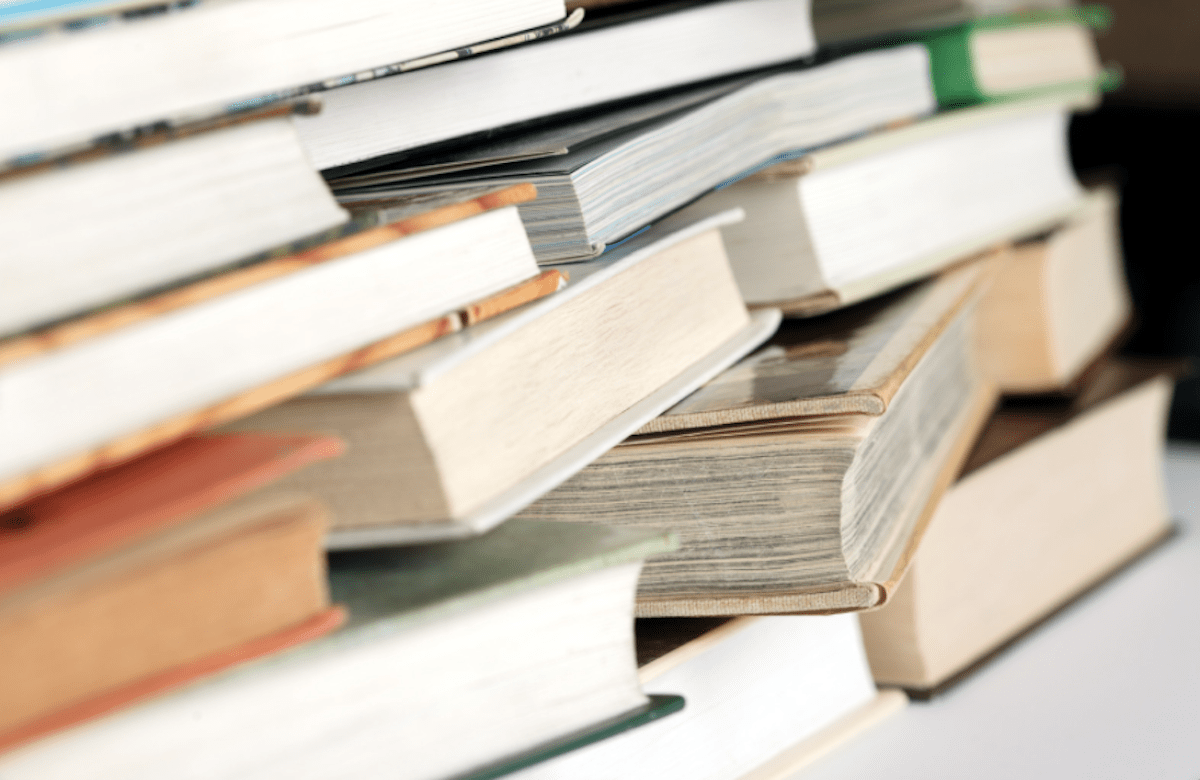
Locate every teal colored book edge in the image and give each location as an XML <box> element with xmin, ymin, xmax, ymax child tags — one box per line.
<box><xmin>902</xmin><ymin>6</ymin><xmax>1114</xmax><ymax>107</ymax></box>
<box><xmin>451</xmin><ymin>695</ymin><xmax>686</xmax><ymax>780</ymax></box>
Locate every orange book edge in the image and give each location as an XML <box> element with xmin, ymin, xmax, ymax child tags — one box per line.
<box><xmin>0</xmin><ymin>606</ymin><xmax>346</xmax><ymax>755</ymax></box>
<box><xmin>0</xmin><ymin>189</ymin><xmax>554</xmax><ymax>513</ymax></box>
<box><xmin>0</xmin><ymin>432</ymin><xmax>344</xmax><ymax>596</ymax></box>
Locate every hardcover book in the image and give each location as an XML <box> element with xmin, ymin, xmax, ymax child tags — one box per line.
<box><xmin>518</xmin><ymin>262</ymin><xmax>995</xmax><ymax>615</ymax></box>
<box><xmin>811</xmin><ymin>0</ymin><xmax>1073</xmax><ymax>44</ymax></box>
<box><xmin>0</xmin><ymin>432</ymin><xmax>344</xmax><ymax>752</ymax></box>
<box><xmin>0</xmin><ymin>521</ymin><xmax>678</xmax><ymax>780</ymax></box>
<box><xmin>0</xmin><ymin>185</ymin><xmax>545</xmax><ymax>511</ymax></box>
<box><xmin>336</xmin><ymin>45</ymin><xmax>936</xmax><ymax>263</ymax></box>
<box><xmin>226</xmin><ymin>210</ymin><xmax>778</xmax><ymax>546</ymax></box>
<box><xmin>0</xmin><ymin>0</ymin><xmax>567</xmax><ymax>160</ymax></box>
<box><xmin>295</xmin><ymin>0</ymin><xmax>818</xmax><ymax>173</ymax></box>
<box><xmin>911</xmin><ymin>7</ymin><xmax>1111</xmax><ymax>107</ymax></box>
<box><xmin>976</xmin><ymin>187</ymin><xmax>1131</xmax><ymax>393</ymax></box>
<box><xmin>673</xmin><ymin>90</ymin><xmax>1092</xmax><ymax>316</ymax></box>
<box><xmin>514</xmin><ymin>614</ymin><xmax>905</xmax><ymax>779</ymax></box>
<box><xmin>859</xmin><ymin>359</ymin><xmax>1175</xmax><ymax>694</ymax></box>
<box><xmin>0</xmin><ymin>101</ymin><xmax>348</xmax><ymax>337</ymax></box>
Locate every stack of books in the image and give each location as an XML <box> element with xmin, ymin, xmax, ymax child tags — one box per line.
<box><xmin>0</xmin><ymin>0</ymin><xmax>1173</xmax><ymax>777</ymax></box>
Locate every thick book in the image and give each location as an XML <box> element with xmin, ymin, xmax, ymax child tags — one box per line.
<box><xmin>0</xmin><ymin>0</ymin><xmax>567</xmax><ymax>160</ymax></box>
<box><xmin>569</xmin><ymin>0</ymin><xmax>1076</xmax><ymax>46</ymax></box>
<box><xmin>0</xmin><ymin>521</ymin><xmax>678</xmax><ymax>780</ymax></box>
<box><xmin>976</xmin><ymin>187</ymin><xmax>1131</xmax><ymax>393</ymax></box>
<box><xmin>810</xmin><ymin>0</ymin><xmax>1074</xmax><ymax>44</ymax></box>
<box><xmin>225</xmin><ymin>210</ymin><xmax>778</xmax><ymax>547</ymax></box>
<box><xmin>674</xmin><ymin>90</ymin><xmax>1092</xmax><ymax>316</ymax></box>
<box><xmin>326</xmin><ymin>74</ymin><xmax>756</xmax><ymax>190</ymax></box>
<box><xmin>0</xmin><ymin>0</ymin><xmax>161</xmax><ymax>28</ymax></box>
<box><xmin>0</xmin><ymin>432</ymin><xmax>344</xmax><ymax>752</ymax></box>
<box><xmin>518</xmin><ymin>262</ymin><xmax>996</xmax><ymax>615</ymax></box>
<box><xmin>859</xmin><ymin>358</ymin><xmax>1175</xmax><ymax>695</ymax></box>
<box><xmin>336</xmin><ymin>45</ymin><xmax>936</xmax><ymax>264</ymax></box>
<box><xmin>0</xmin><ymin>102</ymin><xmax>348</xmax><ymax>337</ymax></box>
<box><xmin>512</xmin><ymin>614</ymin><xmax>905</xmax><ymax>780</ymax></box>
<box><xmin>912</xmin><ymin>8</ymin><xmax>1110</xmax><ymax>107</ymax></box>
<box><xmin>295</xmin><ymin>0</ymin><xmax>818</xmax><ymax>173</ymax></box>
<box><xmin>0</xmin><ymin>185</ymin><xmax>546</xmax><ymax>512</ymax></box>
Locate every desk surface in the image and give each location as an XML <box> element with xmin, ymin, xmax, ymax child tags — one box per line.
<box><xmin>798</xmin><ymin>443</ymin><xmax>1200</xmax><ymax>780</ymax></box>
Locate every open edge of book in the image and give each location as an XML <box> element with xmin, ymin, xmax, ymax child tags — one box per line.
<box><xmin>324</xmin><ymin>307</ymin><xmax>782</xmax><ymax>548</ymax></box>
<box><xmin>0</xmin><ymin>607</ymin><xmax>346</xmax><ymax>754</ymax></box>
<box><xmin>0</xmin><ymin>187</ymin><xmax>554</xmax><ymax>513</ymax></box>
<box><xmin>737</xmin><ymin>88</ymin><xmax>1099</xmax><ymax>317</ymax></box>
<box><xmin>632</xmin><ymin>374</ymin><xmax>998</xmax><ymax>616</ymax></box>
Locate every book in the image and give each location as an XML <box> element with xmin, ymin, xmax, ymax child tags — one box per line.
<box><xmin>512</xmin><ymin>615</ymin><xmax>906</xmax><ymax>780</ymax></box>
<box><xmin>673</xmin><ymin>91</ymin><xmax>1092</xmax><ymax>317</ymax></box>
<box><xmin>0</xmin><ymin>0</ymin><xmax>170</xmax><ymax>28</ymax></box>
<box><xmin>518</xmin><ymin>262</ymin><xmax>995</xmax><ymax>615</ymax></box>
<box><xmin>0</xmin><ymin>520</ymin><xmax>678</xmax><ymax>780</ymax></box>
<box><xmin>0</xmin><ymin>185</ymin><xmax>545</xmax><ymax>512</ymax></box>
<box><xmin>0</xmin><ymin>0</ymin><xmax>199</xmax><ymax>38</ymax></box>
<box><xmin>295</xmin><ymin>0</ymin><xmax>818</xmax><ymax>173</ymax></box>
<box><xmin>0</xmin><ymin>0</ymin><xmax>569</xmax><ymax>160</ymax></box>
<box><xmin>811</xmin><ymin>0</ymin><xmax>1074</xmax><ymax>44</ymax></box>
<box><xmin>858</xmin><ymin>358</ymin><xmax>1175</xmax><ymax>695</ymax></box>
<box><xmin>567</xmin><ymin>0</ymin><xmax>1075</xmax><ymax>45</ymax></box>
<box><xmin>912</xmin><ymin>8</ymin><xmax>1110</xmax><ymax>107</ymax></box>
<box><xmin>0</xmin><ymin>432</ymin><xmax>345</xmax><ymax>752</ymax></box>
<box><xmin>326</xmin><ymin>74</ymin><xmax>757</xmax><ymax>189</ymax></box>
<box><xmin>976</xmin><ymin>188</ymin><xmax>1131</xmax><ymax>393</ymax></box>
<box><xmin>0</xmin><ymin>102</ymin><xmax>348</xmax><ymax>337</ymax></box>
<box><xmin>336</xmin><ymin>45</ymin><xmax>937</xmax><ymax>264</ymax></box>
<box><xmin>225</xmin><ymin>210</ymin><xmax>778</xmax><ymax>547</ymax></box>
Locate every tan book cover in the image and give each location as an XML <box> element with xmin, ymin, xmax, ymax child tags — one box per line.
<box><xmin>976</xmin><ymin>187</ymin><xmax>1132</xmax><ymax>393</ymax></box>
<box><xmin>521</xmin><ymin>262</ymin><xmax>998</xmax><ymax>615</ymax></box>
<box><xmin>638</xmin><ymin>258</ymin><xmax>988</xmax><ymax>431</ymax></box>
<box><xmin>0</xmin><ymin>432</ymin><xmax>347</xmax><ymax>752</ymax></box>
<box><xmin>859</xmin><ymin>358</ymin><xmax>1175</xmax><ymax>693</ymax></box>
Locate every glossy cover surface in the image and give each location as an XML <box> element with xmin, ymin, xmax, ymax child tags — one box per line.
<box><xmin>638</xmin><ymin>263</ymin><xmax>984</xmax><ymax>433</ymax></box>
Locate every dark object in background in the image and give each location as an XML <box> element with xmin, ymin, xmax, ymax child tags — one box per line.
<box><xmin>1070</xmin><ymin>1</ymin><xmax>1200</xmax><ymax>439</ymax></box>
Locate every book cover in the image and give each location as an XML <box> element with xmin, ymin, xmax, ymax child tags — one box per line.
<box><xmin>859</xmin><ymin>358</ymin><xmax>1177</xmax><ymax>693</ymax></box>
<box><xmin>0</xmin><ymin>432</ymin><xmax>343</xmax><ymax>595</ymax></box>
<box><xmin>0</xmin><ymin>521</ymin><xmax>679</xmax><ymax>779</ymax></box>
<box><xmin>637</xmin><ymin>260</ymin><xmax>987</xmax><ymax>432</ymax></box>
<box><xmin>912</xmin><ymin>7</ymin><xmax>1115</xmax><ymax>106</ymax></box>
<box><xmin>233</xmin><ymin>210</ymin><xmax>777</xmax><ymax>548</ymax></box>
<box><xmin>0</xmin><ymin>432</ymin><xmax>347</xmax><ymax>752</ymax></box>
<box><xmin>0</xmin><ymin>184</ymin><xmax>544</xmax><ymax>513</ymax></box>
<box><xmin>520</xmin><ymin>262</ymin><xmax>997</xmax><ymax>614</ymax></box>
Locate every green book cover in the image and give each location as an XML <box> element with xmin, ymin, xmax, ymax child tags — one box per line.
<box><xmin>909</xmin><ymin>6</ymin><xmax>1116</xmax><ymax>107</ymax></box>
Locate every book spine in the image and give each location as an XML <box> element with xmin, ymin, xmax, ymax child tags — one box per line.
<box><xmin>915</xmin><ymin>6</ymin><xmax>1113</xmax><ymax>107</ymax></box>
<box><xmin>920</xmin><ymin>26</ymin><xmax>986</xmax><ymax>107</ymax></box>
